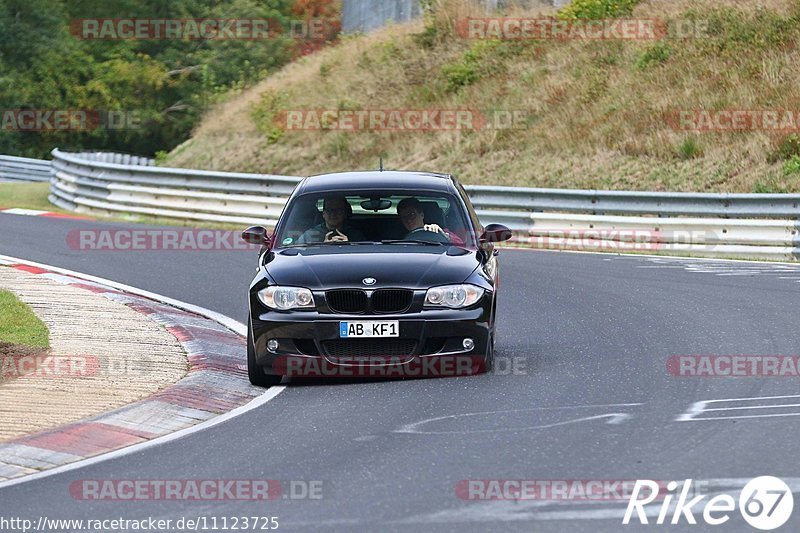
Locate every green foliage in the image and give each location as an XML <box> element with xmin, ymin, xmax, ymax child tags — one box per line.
<box><xmin>753</xmin><ymin>179</ymin><xmax>789</xmax><ymax>193</ymax></box>
<box><xmin>378</xmin><ymin>40</ymin><xmax>402</xmax><ymax>62</ymax></box>
<box><xmin>154</xmin><ymin>150</ymin><xmax>169</xmax><ymax>165</ymax></box>
<box><xmin>558</xmin><ymin>0</ymin><xmax>641</xmax><ymax>20</ymax></box>
<box><xmin>769</xmin><ymin>134</ymin><xmax>800</xmax><ymax>162</ymax></box>
<box><xmin>412</xmin><ymin>22</ymin><xmax>440</xmax><ymax>49</ymax></box>
<box><xmin>323</xmin><ymin>133</ymin><xmax>350</xmax><ymax>158</ymax></box>
<box><xmin>636</xmin><ymin>42</ymin><xmax>671</xmax><ymax>69</ymax></box>
<box><xmin>251</xmin><ymin>90</ymin><xmax>288</xmax><ymax>145</ymax></box>
<box><xmin>441</xmin><ymin>61</ymin><xmax>480</xmax><ymax>92</ymax></box>
<box><xmin>676</xmin><ymin>137</ymin><xmax>703</xmax><ymax>160</ymax></box>
<box><xmin>782</xmin><ymin>155</ymin><xmax>800</xmax><ymax>176</ymax></box>
<box><xmin>702</xmin><ymin>6</ymin><xmax>799</xmax><ymax>54</ymax></box>
<box><xmin>417</xmin><ymin>0</ymin><xmax>436</xmax><ymax>14</ymax></box>
<box><xmin>441</xmin><ymin>40</ymin><xmax>507</xmax><ymax>93</ymax></box>
<box><xmin>0</xmin><ymin>0</ymin><xmax>337</xmax><ymax>158</ymax></box>
<box><xmin>413</xmin><ymin>0</ymin><xmax>455</xmax><ymax>49</ymax></box>
<box><xmin>319</xmin><ymin>61</ymin><xmax>332</xmax><ymax>77</ymax></box>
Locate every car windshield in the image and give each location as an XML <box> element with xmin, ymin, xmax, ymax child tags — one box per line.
<box><xmin>275</xmin><ymin>192</ymin><xmax>473</xmax><ymax>248</ymax></box>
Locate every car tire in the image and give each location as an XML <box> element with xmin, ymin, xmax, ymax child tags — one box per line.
<box><xmin>248</xmin><ymin>322</ymin><xmax>282</xmax><ymax>388</ymax></box>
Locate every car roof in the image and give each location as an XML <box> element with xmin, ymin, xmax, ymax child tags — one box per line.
<box><xmin>296</xmin><ymin>171</ymin><xmax>456</xmax><ymax>195</ymax></box>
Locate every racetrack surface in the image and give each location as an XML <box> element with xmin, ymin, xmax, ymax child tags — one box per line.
<box><xmin>1</xmin><ymin>212</ymin><xmax>799</xmax><ymax>532</ymax></box>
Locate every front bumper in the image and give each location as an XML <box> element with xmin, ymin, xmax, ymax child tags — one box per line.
<box><xmin>251</xmin><ymin>301</ymin><xmax>492</xmax><ymax>378</ymax></box>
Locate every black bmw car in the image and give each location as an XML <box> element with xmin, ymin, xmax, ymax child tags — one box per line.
<box><xmin>241</xmin><ymin>170</ymin><xmax>512</xmax><ymax>387</ymax></box>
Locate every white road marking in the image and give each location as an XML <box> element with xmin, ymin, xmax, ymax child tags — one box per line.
<box><xmin>0</xmin><ymin>208</ymin><xmax>49</xmax><ymax>216</ymax></box>
<box><xmin>395</xmin><ymin>478</ymin><xmax>800</xmax><ymax>524</ymax></box>
<box><xmin>702</xmin><ymin>403</ymin><xmax>800</xmax><ymax>412</ymax></box>
<box><xmin>636</xmin><ymin>257</ymin><xmax>800</xmax><ymax>287</ymax></box>
<box><xmin>688</xmin><ymin>413</ymin><xmax>800</xmax><ymax>421</ymax></box>
<box><xmin>502</xmin><ymin>247</ymin><xmax>800</xmax><ymax>267</ymax></box>
<box><xmin>676</xmin><ymin>394</ymin><xmax>800</xmax><ymax>422</ymax></box>
<box><xmin>395</xmin><ymin>403</ymin><xmax>642</xmax><ymax>434</ymax></box>
<box><xmin>0</xmin><ymin>254</ymin><xmax>287</xmax><ymax>489</ymax></box>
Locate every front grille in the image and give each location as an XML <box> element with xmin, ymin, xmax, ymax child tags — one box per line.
<box><xmin>326</xmin><ymin>288</ymin><xmax>414</xmax><ymax>314</ymax></box>
<box><xmin>372</xmin><ymin>289</ymin><xmax>413</xmax><ymax>313</ymax></box>
<box><xmin>326</xmin><ymin>290</ymin><xmax>367</xmax><ymax>313</ymax></box>
<box><xmin>321</xmin><ymin>339</ymin><xmax>417</xmax><ymax>358</ymax></box>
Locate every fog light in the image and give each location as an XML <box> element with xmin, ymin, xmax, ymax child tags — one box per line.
<box><xmin>463</xmin><ymin>338</ymin><xmax>474</xmax><ymax>351</ymax></box>
<box><xmin>267</xmin><ymin>339</ymin><xmax>279</xmax><ymax>352</ymax></box>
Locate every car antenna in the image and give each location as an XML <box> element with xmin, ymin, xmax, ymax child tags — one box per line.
<box><xmin>379</xmin><ymin>157</ymin><xmax>384</xmax><ymax>172</ymax></box>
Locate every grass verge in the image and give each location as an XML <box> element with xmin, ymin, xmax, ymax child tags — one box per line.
<box><xmin>0</xmin><ymin>288</ymin><xmax>49</xmax><ymax>349</ymax></box>
<box><xmin>0</xmin><ymin>182</ymin><xmax>243</xmax><ymax>230</ymax></box>
<box><xmin>0</xmin><ymin>182</ymin><xmax>70</xmax><ymax>213</ymax></box>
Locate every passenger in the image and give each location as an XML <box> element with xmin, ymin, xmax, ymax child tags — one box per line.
<box><xmin>297</xmin><ymin>196</ymin><xmax>366</xmax><ymax>243</ymax></box>
<box><xmin>396</xmin><ymin>198</ymin><xmax>451</xmax><ymax>243</ymax></box>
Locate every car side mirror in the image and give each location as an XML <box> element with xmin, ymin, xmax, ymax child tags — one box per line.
<box><xmin>242</xmin><ymin>226</ymin><xmax>272</xmax><ymax>248</ymax></box>
<box><xmin>480</xmin><ymin>224</ymin><xmax>513</xmax><ymax>245</ymax></box>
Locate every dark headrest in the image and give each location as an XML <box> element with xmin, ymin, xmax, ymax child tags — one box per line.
<box><xmin>419</xmin><ymin>201</ymin><xmax>445</xmax><ymax>227</ymax></box>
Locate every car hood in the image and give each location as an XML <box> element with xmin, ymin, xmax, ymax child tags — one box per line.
<box><xmin>264</xmin><ymin>245</ymin><xmax>480</xmax><ymax>289</ymax></box>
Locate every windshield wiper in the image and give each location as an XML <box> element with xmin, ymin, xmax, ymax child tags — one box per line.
<box><xmin>381</xmin><ymin>239</ymin><xmax>445</xmax><ymax>246</ymax></box>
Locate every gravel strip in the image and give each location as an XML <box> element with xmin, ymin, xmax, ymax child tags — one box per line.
<box><xmin>0</xmin><ymin>267</ymin><xmax>188</xmax><ymax>441</ymax></box>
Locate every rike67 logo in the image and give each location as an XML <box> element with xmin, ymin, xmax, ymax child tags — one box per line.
<box><xmin>623</xmin><ymin>477</ymin><xmax>793</xmax><ymax>530</ymax></box>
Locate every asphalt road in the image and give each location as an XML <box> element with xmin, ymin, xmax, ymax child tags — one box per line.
<box><xmin>1</xmin><ymin>212</ymin><xmax>799</xmax><ymax>532</ymax></box>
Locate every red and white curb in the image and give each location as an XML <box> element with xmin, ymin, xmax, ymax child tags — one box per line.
<box><xmin>0</xmin><ymin>256</ymin><xmax>280</xmax><ymax>484</ymax></box>
<box><xmin>0</xmin><ymin>207</ymin><xmax>89</xmax><ymax>219</ymax></box>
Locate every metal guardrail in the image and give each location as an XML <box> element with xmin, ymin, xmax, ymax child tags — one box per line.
<box><xmin>68</xmin><ymin>152</ymin><xmax>155</xmax><ymax>166</ymax></box>
<box><xmin>49</xmin><ymin>149</ymin><xmax>302</xmax><ymax>226</ymax></box>
<box><xmin>467</xmin><ymin>186</ymin><xmax>800</xmax><ymax>218</ymax></box>
<box><xmin>36</xmin><ymin>149</ymin><xmax>800</xmax><ymax>261</ymax></box>
<box><xmin>0</xmin><ymin>155</ymin><xmax>52</xmax><ymax>182</ymax></box>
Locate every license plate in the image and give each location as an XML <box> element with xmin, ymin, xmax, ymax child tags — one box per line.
<box><xmin>339</xmin><ymin>321</ymin><xmax>399</xmax><ymax>338</ymax></box>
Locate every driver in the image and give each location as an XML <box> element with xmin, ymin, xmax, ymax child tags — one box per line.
<box><xmin>396</xmin><ymin>198</ymin><xmax>450</xmax><ymax>243</ymax></box>
<box><xmin>297</xmin><ymin>195</ymin><xmax>365</xmax><ymax>244</ymax></box>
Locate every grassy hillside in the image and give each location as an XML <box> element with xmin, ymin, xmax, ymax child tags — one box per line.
<box><xmin>165</xmin><ymin>0</ymin><xmax>800</xmax><ymax>192</ymax></box>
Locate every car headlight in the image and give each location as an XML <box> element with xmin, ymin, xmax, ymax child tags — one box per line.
<box><xmin>258</xmin><ymin>286</ymin><xmax>315</xmax><ymax>310</ymax></box>
<box><xmin>424</xmin><ymin>284</ymin><xmax>484</xmax><ymax>309</ymax></box>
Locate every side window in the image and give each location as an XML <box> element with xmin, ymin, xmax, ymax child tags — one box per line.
<box><xmin>279</xmin><ymin>197</ymin><xmax>320</xmax><ymax>242</ymax></box>
<box><xmin>454</xmin><ymin>180</ymin><xmax>482</xmax><ymax>240</ymax></box>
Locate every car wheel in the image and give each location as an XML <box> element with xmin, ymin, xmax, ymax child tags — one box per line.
<box><xmin>248</xmin><ymin>322</ymin><xmax>282</xmax><ymax>387</ymax></box>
